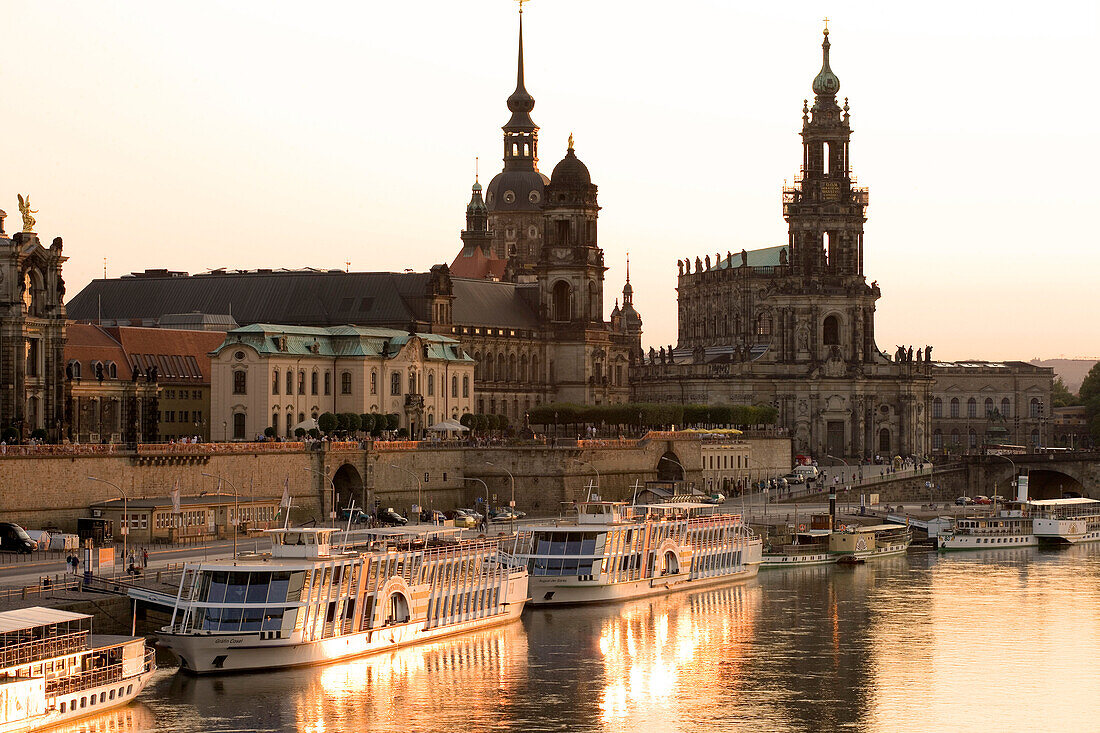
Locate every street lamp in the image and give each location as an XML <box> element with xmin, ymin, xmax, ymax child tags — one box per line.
<box><xmin>988</xmin><ymin>453</ymin><xmax>1017</xmax><ymax>505</ymax></box>
<box><xmin>461</xmin><ymin>477</ymin><xmax>490</xmax><ymax>530</ymax></box>
<box><xmin>572</xmin><ymin>459</ymin><xmax>600</xmax><ymax>500</ymax></box>
<box><xmin>827</xmin><ymin>454</ymin><xmax>850</xmax><ymax>514</ymax></box>
<box><xmin>202</xmin><ymin>472</ymin><xmax>239</xmax><ymax>557</ymax></box>
<box><xmin>390</xmin><ymin>464</ymin><xmax>422</xmax><ymax>524</ymax></box>
<box><xmin>304</xmin><ymin>468</ymin><xmax>337</xmax><ymax>527</ymax></box>
<box><xmin>87</xmin><ymin>476</ymin><xmax>128</xmax><ymax>571</ymax></box>
<box><xmin>485</xmin><ymin>461</ymin><xmax>515</xmax><ymax>532</ymax></box>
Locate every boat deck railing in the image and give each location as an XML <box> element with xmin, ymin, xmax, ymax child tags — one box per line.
<box><xmin>0</xmin><ymin>631</ymin><xmax>89</xmax><ymax>669</ymax></box>
<box><xmin>47</xmin><ymin>663</ymin><xmax>124</xmax><ymax>697</ymax></box>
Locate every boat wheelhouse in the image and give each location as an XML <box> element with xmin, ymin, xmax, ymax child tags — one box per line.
<box><xmin>515</xmin><ymin>501</ymin><xmax>761</xmax><ymax>606</ymax></box>
<box><xmin>828</xmin><ymin>524</ymin><xmax>911</xmax><ymax>560</ymax></box>
<box><xmin>157</xmin><ymin>527</ymin><xmax>528</xmax><ymax>674</ymax></box>
<box><xmin>0</xmin><ymin>607</ymin><xmax>154</xmax><ymax>733</ymax></box>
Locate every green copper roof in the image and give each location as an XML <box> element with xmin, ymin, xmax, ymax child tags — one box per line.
<box><xmin>709</xmin><ymin>245</ymin><xmax>789</xmax><ymax>271</ymax></box>
<box><xmin>212</xmin><ymin>324</ymin><xmax>472</xmax><ymax>362</ymax></box>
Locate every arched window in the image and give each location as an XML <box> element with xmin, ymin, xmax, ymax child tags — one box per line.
<box><xmin>509</xmin><ymin>353</ymin><xmax>517</xmax><ymax>381</ymax></box>
<box><xmin>950</xmin><ymin>398</ymin><xmax>960</xmax><ymax>418</ymax></box>
<box><xmin>823</xmin><ymin>315</ymin><xmax>840</xmax><ymax>346</ymax></box>
<box><xmin>341</xmin><ymin>371</ymin><xmax>352</xmax><ymax>395</ymax></box>
<box><xmin>967</xmin><ymin>397</ymin><xmax>977</xmax><ymax>419</ymax></box>
<box><xmin>70</xmin><ymin>360</ymin><xmax>81</xmax><ymax>379</ymax></box>
<box><xmin>232</xmin><ymin>412</ymin><xmax>246</xmax><ymax>440</ymax></box>
<box><xmin>756</xmin><ymin>312</ymin><xmax>772</xmax><ymax>336</ymax></box>
<box><xmin>108</xmin><ymin>362</ymin><xmax>117</xmax><ymax>379</ymax></box>
<box><xmin>497</xmin><ymin>352</ymin><xmax>506</xmax><ymax>381</ymax></box>
<box><xmin>285</xmin><ymin>370</ymin><xmax>292</xmax><ymax>394</ymax></box>
<box><xmin>473</xmin><ymin>351</ymin><xmax>482</xmax><ymax>380</ymax></box>
<box><xmin>233</xmin><ymin>371</ymin><xmax>247</xmax><ymax>395</ymax></box>
<box><xmin>427</xmin><ymin>372</ymin><xmax>434</xmax><ymax>396</ymax></box>
<box><xmin>552</xmin><ymin>281</ymin><xmax>571</xmax><ymax>322</ymax></box>
<box><xmin>370</xmin><ymin>370</ymin><xmax>377</xmax><ymax>395</ymax></box>
<box><xmin>452</xmin><ymin>375</ymin><xmax>458</xmax><ymax>398</ymax></box>
<box><xmin>932</xmin><ymin>429</ymin><xmax>943</xmax><ymax>452</ymax></box>
<box><xmin>532</xmin><ymin>355</ymin><xmax>540</xmax><ymax>383</ymax></box>
<box><xmin>1001</xmin><ymin>398</ymin><xmax>1011</xmax><ymax>418</ymax></box>
<box><xmin>408</xmin><ymin>370</ymin><xmax>417</xmax><ymax>394</ymax></box>
<box><xmin>298</xmin><ymin>371</ymin><xmax>305</xmax><ymax>395</ymax></box>
<box><xmin>286</xmin><ymin>412</ymin><xmax>292</xmax><ymax>437</ymax></box>
<box><xmin>298</xmin><ymin>412</ymin><xmax>304</xmax><ymax>425</ymax></box>
<box><xmin>879</xmin><ymin>428</ymin><xmax>890</xmax><ymax>453</ymax></box>
<box><xmin>950</xmin><ymin>429</ymin><xmax>960</xmax><ymax>446</ymax></box>
<box><xmin>462</xmin><ymin>375</ymin><xmax>470</xmax><ymax>398</ymax></box>
<box><xmin>390</xmin><ymin>372</ymin><xmax>401</xmax><ymax>395</ymax></box>
<box><xmin>968</xmin><ymin>429</ymin><xmax>977</xmax><ymax>450</ymax></box>
<box><xmin>271</xmin><ymin>413</ymin><xmax>279</xmax><ymax>435</ymax></box>
<box><xmin>311</xmin><ymin>371</ymin><xmax>318</xmax><ymax>395</ymax></box>
<box><xmin>587</xmin><ymin>280</ymin><xmax>598</xmax><ymax>320</ymax></box>
<box><xmin>1030</xmin><ymin>428</ymin><xmax>1040</xmax><ymax>447</ymax></box>
<box><xmin>984</xmin><ymin>397</ymin><xmax>994</xmax><ymax>417</ymax></box>
<box><xmin>1029</xmin><ymin>398</ymin><xmax>1040</xmax><ymax>418</ymax></box>
<box><xmin>932</xmin><ymin>397</ymin><xmax>942</xmax><ymax>418</ymax></box>
<box><xmin>272</xmin><ymin>371</ymin><xmax>279</xmax><ymax>395</ymax></box>
<box><xmin>520</xmin><ymin>353</ymin><xmax>529</xmax><ymax>383</ymax></box>
<box><xmin>485</xmin><ymin>353</ymin><xmax>495</xmax><ymax>382</ymax></box>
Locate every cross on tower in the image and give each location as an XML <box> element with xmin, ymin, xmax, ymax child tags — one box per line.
<box><xmin>823</xmin><ymin>16</ymin><xmax>830</xmax><ymax>31</ymax></box>
<box><xmin>516</xmin><ymin>0</ymin><xmax>531</xmax><ymax>13</ymax></box>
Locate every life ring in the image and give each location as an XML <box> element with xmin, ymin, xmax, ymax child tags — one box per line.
<box><xmin>798</xmin><ymin>524</ymin><xmax>806</xmax><ymax>531</ymax></box>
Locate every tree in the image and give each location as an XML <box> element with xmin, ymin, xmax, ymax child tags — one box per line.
<box><xmin>344</xmin><ymin>412</ymin><xmax>362</xmax><ymax>434</ymax></box>
<box><xmin>294</xmin><ymin>427</ymin><xmax>306</xmax><ymax>438</ymax></box>
<box><xmin>370</xmin><ymin>413</ymin><xmax>385</xmax><ymax>436</ymax></box>
<box><xmin>335</xmin><ymin>413</ymin><xmax>348</xmax><ymax>432</ymax></box>
<box><xmin>359</xmin><ymin>413</ymin><xmax>375</xmax><ymax>434</ymax></box>
<box><xmin>460</xmin><ymin>413</ymin><xmax>476</xmax><ymax>430</ymax></box>
<box><xmin>1052</xmin><ymin>377</ymin><xmax>1079</xmax><ymax>408</ymax></box>
<box><xmin>307</xmin><ymin>428</ymin><xmax>321</xmax><ymax>439</ymax></box>
<box><xmin>0</xmin><ymin>427</ymin><xmax>17</xmax><ymax>444</ymax></box>
<box><xmin>30</xmin><ymin>428</ymin><xmax>48</xmax><ymax>442</ymax></box>
<box><xmin>385</xmin><ymin>413</ymin><xmax>400</xmax><ymax>431</ymax></box>
<box><xmin>1081</xmin><ymin>361</ymin><xmax>1100</xmax><ymax>443</ymax></box>
<box><xmin>317</xmin><ymin>412</ymin><xmax>338</xmax><ymax>434</ymax></box>
<box><xmin>263</xmin><ymin>426</ymin><xmax>276</xmax><ymax>438</ymax></box>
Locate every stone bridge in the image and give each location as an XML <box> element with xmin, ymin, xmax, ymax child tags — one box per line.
<box><xmin>964</xmin><ymin>452</ymin><xmax>1100</xmax><ymax>499</ymax></box>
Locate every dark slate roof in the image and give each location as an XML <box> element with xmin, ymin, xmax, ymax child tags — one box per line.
<box><xmin>67</xmin><ymin>270</ymin><xmax>424</xmax><ymax>329</ymax></box>
<box><xmin>451</xmin><ymin>278</ymin><xmax>539</xmax><ymax>329</ymax></box>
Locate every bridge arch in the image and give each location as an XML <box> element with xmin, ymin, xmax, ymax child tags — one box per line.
<box><xmin>657</xmin><ymin>451</ymin><xmax>683</xmax><ymax>481</ymax></box>
<box><xmin>333</xmin><ymin>463</ymin><xmax>364</xmax><ymax>512</ymax></box>
<box><xmin>1024</xmin><ymin>469</ymin><xmax>1088</xmax><ymax>500</ymax></box>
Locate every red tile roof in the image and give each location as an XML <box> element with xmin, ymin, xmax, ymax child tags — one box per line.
<box><xmin>104</xmin><ymin>327</ymin><xmax>227</xmax><ymax>382</ymax></box>
<box><xmin>449</xmin><ymin>246</ymin><xmax>507</xmax><ymax>280</ymax></box>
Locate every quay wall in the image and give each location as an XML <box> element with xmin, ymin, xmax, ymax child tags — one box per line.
<box><xmin>0</xmin><ymin>435</ymin><xmax>793</xmax><ymax>530</ymax></box>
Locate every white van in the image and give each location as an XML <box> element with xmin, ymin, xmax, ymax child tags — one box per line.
<box><xmin>792</xmin><ymin>465</ymin><xmax>820</xmax><ymax>481</ymax></box>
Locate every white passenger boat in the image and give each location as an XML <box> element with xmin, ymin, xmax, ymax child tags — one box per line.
<box><xmin>761</xmin><ymin>529</ymin><xmax>835</xmax><ymax>568</ymax></box>
<box><xmin>157</xmin><ymin>527</ymin><xmax>528</xmax><ymax>674</ymax></box>
<box><xmin>938</xmin><ymin>497</ymin><xmax>1100</xmax><ymax>551</ymax></box>
<box><xmin>0</xmin><ymin>607</ymin><xmax>155</xmax><ymax>733</ymax></box>
<box><xmin>515</xmin><ymin>501</ymin><xmax>761</xmax><ymax>606</ymax></box>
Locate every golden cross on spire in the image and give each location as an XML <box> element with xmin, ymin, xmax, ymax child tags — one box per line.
<box><xmin>516</xmin><ymin>0</ymin><xmax>530</xmax><ymax>14</ymax></box>
<box><xmin>475</xmin><ymin>156</ymin><xmax>479</xmax><ymax>182</ymax></box>
<box><xmin>822</xmin><ymin>16</ymin><xmax>830</xmax><ymax>33</ymax></box>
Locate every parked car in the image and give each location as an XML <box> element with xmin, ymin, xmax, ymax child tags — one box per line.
<box><xmin>445</xmin><ymin>510</ymin><xmax>477</xmax><ymax>528</ymax></box>
<box><xmin>462</xmin><ymin>508</ymin><xmax>485</xmax><ymax>522</ymax></box>
<box><xmin>783</xmin><ymin>473</ymin><xmax>805</xmax><ymax>485</ymax></box>
<box><xmin>955</xmin><ymin>496</ymin><xmax>974</xmax><ymax>506</ymax></box>
<box><xmin>973</xmin><ymin>495</ymin><xmax>992</xmax><ymax>505</ymax></box>
<box><xmin>377</xmin><ymin>507</ymin><xmax>408</xmax><ymax>527</ymax></box>
<box><xmin>701</xmin><ymin>493</ymin><xmax>726</xmax><ymax>505</ymax></box>
<box><xmin>0</xmin><ymin>522</ymin><xmax>37</xmax><ymax>554</ymax></box>
<box><xmin>792</xmin><ymin>465</ymin><xmax>820</xmax><ymax>481</ymax></box>
<box><xmin>489</xmin><ymin>507</ymin><xmax>518</xmax><ymax>522</ymax></box>
<box><xmin>340</xmin><ymin>508</ymin><xmax>368</xmax><ymax>524</ymax></box>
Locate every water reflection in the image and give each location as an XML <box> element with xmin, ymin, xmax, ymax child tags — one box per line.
<box><xmin>70</xmin><ymin>544</ymin><xmax>1100</xmax><ymax>732</ymax></box>
<box><xmin>39</xmin><ymin>704</ymin><xmax>155</xmax><ymax>733</ymax></box>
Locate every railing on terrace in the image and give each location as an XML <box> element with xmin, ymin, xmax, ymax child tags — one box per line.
<box><xmin>138</xmin><ymin>441</ymin><xmax>306</xmax><ymax>454</ymax></box>
<box><xmin>47</xmin><ymin>665</ymin><xmax>123</xmax><ymax>697</ymax></box>
<box><xmin>0</xmin><ymin>632</ymin><xmax>88</xmax><ymax>669</ymax></box>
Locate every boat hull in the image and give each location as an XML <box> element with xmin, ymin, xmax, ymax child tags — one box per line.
<box><xmin>527</xmin><ymin>563</ymin><xmax>759</xmax><ymax>606</ymax></box>
<box><xmin>0</xmin><ymin>667</ymin><xmax>155</xmax><ymax>733</ymax></box>
<box><xmin>158</xmin><ymin>603</ymin><xmax>526</xmax><ymax>675</ymax></box>
<box><xmin>760</xmin><ymin>552</ymin><xmax>834</xmax><ymax>568</ymax></box>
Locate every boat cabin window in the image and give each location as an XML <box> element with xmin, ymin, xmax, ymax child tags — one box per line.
<box><xmin>534</xmin><ymin>531</ymin><xmax>600</xmax><ymax>557</ymax></box>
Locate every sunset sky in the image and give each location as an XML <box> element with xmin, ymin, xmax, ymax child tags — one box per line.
<box><xmin>5</xmin><ymin>0</ymin><xmax>1097</xmax><ymax>361</ymax></box>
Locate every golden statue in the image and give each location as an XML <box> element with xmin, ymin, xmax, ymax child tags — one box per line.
<box><xmin>17</xmin><ymin>194</ymin><xmax>37</xmax><ymax>233</ymax></box>
<box><xmin>568</xmin><ymin>132</ymin><xmax>574</xmax><ymax>150</ymax></box>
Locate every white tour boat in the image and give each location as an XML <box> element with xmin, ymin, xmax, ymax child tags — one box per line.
<box><xmin>0</xmin><ymin>607</ymin><xmax>155</xmax><ymax>733</ymax></box>
<box><xmin>828</xmin><ymin>524</ymin><xmax>912</xmax><ymax>562</ymax></box>
<box><xmin>938</xmin><ymin>475</ymin><xmax>1100</xmax><ymax>551</ymax></box>
<box><xmin>157</xmin><ymin>527</ymin><xmax>528</xmax><ymax>674</ymax></box>
<box><xmin>761</xmin><ymin>529</ymin><xmax>836</xmax><ymax>568</ymax></box>
<box><xmin>515</xmin><ymin>501</ymin><xmax>762</xmax><ymax>606</ymax></box>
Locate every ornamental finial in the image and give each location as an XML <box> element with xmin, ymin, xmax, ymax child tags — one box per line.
<box><xmin>568</xmin><ymin>132</ymin><xmax>574</xmax><ymax>150</ymax></box>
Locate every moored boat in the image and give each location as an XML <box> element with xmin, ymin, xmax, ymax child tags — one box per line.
<box><xmin>515</xmin><ymin>501</ymin><xmax>761</xmax><ymax>606</ymax></box>
<box><xmin>157</xmin><ymin>527</ymin><xmax>528</xmax><ymax>674</ymax></box>
<box><xmin>828</xmin><ymin>524</ymin><xmax>911</xmax><ymax>561</ymax></box>
<box><xmin>0</xmin><ymin>607</ymin><xmax>154</xmax><ymax>733</ymax></box>
<box><xmin>761</xmin><ymin>529</ymin><xmax>835</xmax><ymax>568</ymax></box>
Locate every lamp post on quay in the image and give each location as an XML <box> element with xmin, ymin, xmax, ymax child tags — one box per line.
<box><xmin>201</xmin><ymin>472</ymin><xmax>239</xmax><ymax>557</ymax></box>
<box><xmin>461</xmin><ymin>477</ymin><xmax>490</xmax><ymax>532</ymax></box>
<box><xmin>86</xmin><ymin>476</ymin><xmax>128</xmax><ymax>570</ymax></box>
<box><xmin>303</xmin><ymin>468</ymin><xmax>337</xmax><ymax>527</ymax></box>
<box><xmin>485</xmin><ymin>461</ymin><xmax>515</xmax><ymax>532</ymax></box>
<box><xmin>390</xmin><ymin>464</ymin><xmax>422</xmax><ymax>524</ymax></box>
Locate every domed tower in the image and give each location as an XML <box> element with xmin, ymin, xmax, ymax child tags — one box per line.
<box><xmin>538</xmin><ymin>135</ymin><xmax>604</xmax><ymax>324</ymax></box>
<box><xmin>485</xmin><ymin>9</ymin><xmax>549</xmax><ymax>278</ymax></box>
<box><xmin>782</xmin><ymin>23</ymin><xmax>869</xmax><ymax>280</ymax></box>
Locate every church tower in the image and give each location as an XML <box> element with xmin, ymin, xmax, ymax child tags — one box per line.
<box><xmin>538</xmin><ymin>136</ymin><xmax>604</xmax><ymax>324</ymax></box>
<box><xmin>618</xmin><ymin>255</ymin><xmax>643</xmax><ymax>360</ymax></box>
<box><xmin>783</xmin><ymin>24</ymin><xmax>869</xmax><ymax>279</ymax></box>
<box><xmin>485</xmin><ymin>8</ymin><xmax>549</xmax><ymax>279</ymax></box>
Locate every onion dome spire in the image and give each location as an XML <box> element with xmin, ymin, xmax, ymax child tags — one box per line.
<box><xmin>505</xmin><ymin>11</ymin><xmax>537</xmax><ymax>131</ymax></box>
<box><xmin>811</xmin><ymin>20</ymin><xmax>840</xmax><ymax>108</ymax></box>
<box><xmin>622</xmin><ymin>253</ymin><xmax>634</xmax><ymax>304</ymax></box>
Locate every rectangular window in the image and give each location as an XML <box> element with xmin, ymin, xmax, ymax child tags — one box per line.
<box><xmin>342</xmin><ymin>372</ymin><xmax>352</xmax><ymax>395</ymax></box>
<box><xmin>390</xmin><ymin>372</ymin><xmax>401</xmax><ymax>396</ymax></box>
<box><xmin>311</xmin><ymin>372</ymin><xmax>318</xmax><ymax>395</ymax></box>
<box><xmin>233</xmin><ymin>371</ymin><xmax>247</xmax><ymax>395</ymax></box>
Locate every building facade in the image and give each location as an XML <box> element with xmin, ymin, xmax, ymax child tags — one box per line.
<box><xmin>68</xmin><ymin>13</ymin><xmax>641</xmax><ymax>430</ymax></box>
<box><xmin>209</xmin><ymin>324</ymin><xmax>475</xmax><ymax>440</ymax></box>
<box><xmin>632</xmin><ymin>27</ymin><xmax>933</xmax><ymax>459</ymax></box>
<box><xmin>1</xmin><ymin>221</ymin><xmax>67</xmax><ymax>441</ymax></box>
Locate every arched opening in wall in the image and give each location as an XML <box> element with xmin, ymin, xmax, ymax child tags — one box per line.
<box><xmin>657</xmin><ymin>451</ymin><xmax>683</xmax><ymax>481</ymax></box>
<box><xmin>588</xmin><ymin>280</ymin><xmax>598</xmax><ymax>321</ymax></box>
<box><xmin>878</xmin><ymin>428</ymin><xmax>890</xmax><ymax>453</ymax></box>
<box><xmin>823</xmin><ymin>141</ymin><xmax>831</xmax><ymax>175</ymax></box>
<box><xmin>662</xmin><ymin>550</ymin><xmax>680</xmax><ymax>576</ymax></box>
<box><xmin>232</xmin><ymin>412</ymin><xmax>246</xmax><ymax>440</ymax></box>
<box><xmin>1025</xmin><ymin>469</ymin><xmax>1086</xmax><ymax>500</ymax></box>
<box><xmin>552</xmin><ymin>281</ymin><xmax>571</xmax><ymax>322</ymax></box>
<box><xmin>823</xmin><ymin>315</ymin><xmax>840</xmax><ymax>346</ymax></box>
<box><xmin>386</xmin><ymin>592</ymin><xmax>411</xmax><ymax>625</ymax></box>
<box><xmin>332</xmin><ymin>463</ymin><xmax>363</xmax><ymax>513</ymax></box>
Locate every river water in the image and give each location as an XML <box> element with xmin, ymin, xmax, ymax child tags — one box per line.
<box><xmin>48</xmin><ymin>545</ymin><xmax>1100</xmax><ymax>733</ymax></box>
